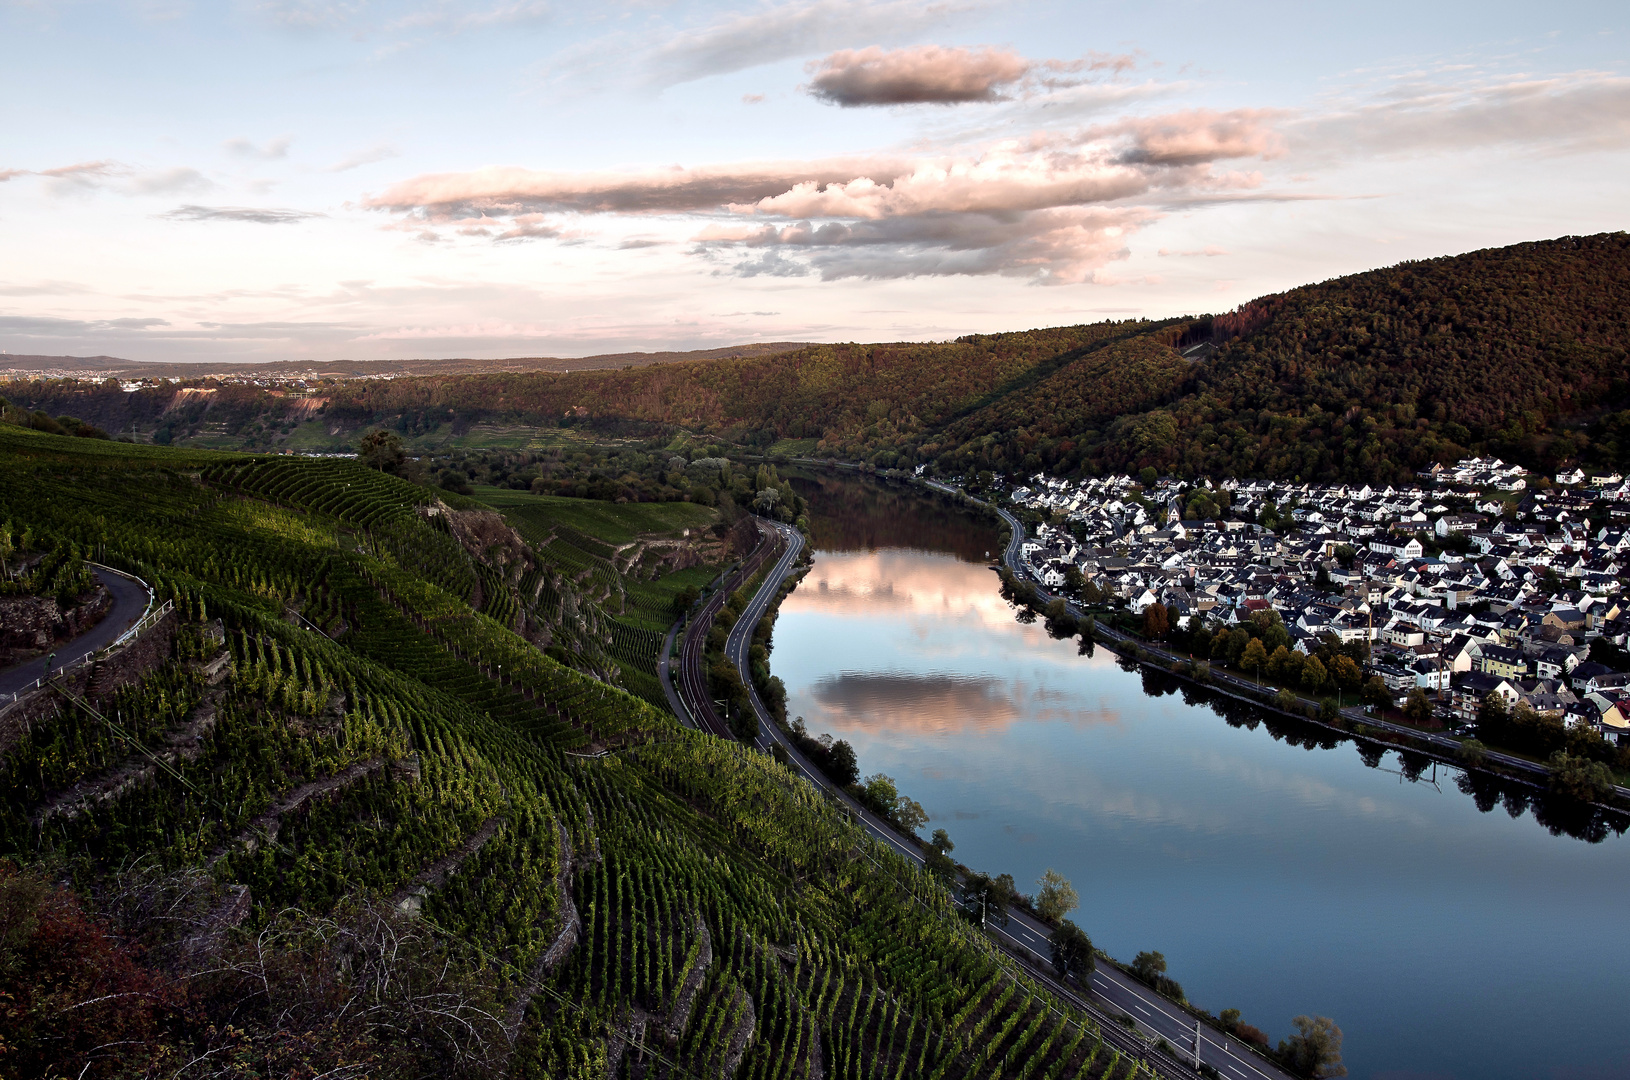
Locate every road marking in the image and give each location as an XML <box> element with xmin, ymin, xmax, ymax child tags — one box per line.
<box><xmin>1133</xmin><ymin>1004</ymin><xmax>1152</xmax><ymax>1017</ymax></box>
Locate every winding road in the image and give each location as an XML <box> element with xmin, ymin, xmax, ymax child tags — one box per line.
<box><xmin>665</xmin><ymin>508</ymin><xmax>1297</xmax><ymax>1080</ymax></box>
<box><xmin>0</xmin><ymin>565</ymin><xmax>152</xmax><ymax>701</ymax></box>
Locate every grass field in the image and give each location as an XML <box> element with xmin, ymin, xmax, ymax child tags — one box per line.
<box><xmin>472</xmin><ymin>486</ymin><xmax>716</xmax><ymax>545</ymax></box>
<box><xmin>767</xmin><ymin>437</ymin><xmax>819</xmax><ymax>456</ymax></box>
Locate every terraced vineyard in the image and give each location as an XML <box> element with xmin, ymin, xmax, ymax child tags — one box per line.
<box><xmin>0</xmin><ymin>425</ymin><xmax>1159</xmax><ymax>1080</ymax></box>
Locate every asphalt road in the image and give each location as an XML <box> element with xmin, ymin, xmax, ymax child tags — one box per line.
<box><xmin>0</xmin><ymin>565</ymin><xmax>152</xmax><ymax>701</ymax></box>
<box><xmin>691</xmin><ymin>511</ymin><xmax>1295</xmax><ymax>1080</ymax></box>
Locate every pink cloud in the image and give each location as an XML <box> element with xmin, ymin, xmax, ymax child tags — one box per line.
<box><xmin>1115</xmin><ymin>109</ymin><xmax>1286</xmax><ymax>165</ymax></box>
<box><xmin>804</xmin><ymin>44</ymin><xmax>1142</xmax><ymax>107</ymax></box>
<box><xmin>366</xmin><ymin>108</ymin><xmax>1282</xmax><ymax>281</ymax></box>
<box><xmin>807</xmin><ymin>45</ymin><xmax>1032</xmax><ymax>106</ymax></box>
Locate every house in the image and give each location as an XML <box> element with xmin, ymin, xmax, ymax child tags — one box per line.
<box><xmin>1412</xmin><ymin>660</ymin><xmax>1452</xmax><ymax>690</ymax></box>
<box><xmin>1535</xmin><ymin>647</ymin><xmax>1579</xmax><ymax>681</ymax></box>
<box><xmin>1453</xmin><ymin>673</ymin><xmax>1522</xmax><ymax>721</ymax></box>
<box><xmin>1476</xmin><ymin>644</ymin><xmax>1530</xmax><ymax>680</ymax></box>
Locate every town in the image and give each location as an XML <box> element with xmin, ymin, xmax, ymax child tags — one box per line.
<box><xmin>998</xmin><ymin>458</ymin><xmax>1630</xmax><ymax>742</ymax></box>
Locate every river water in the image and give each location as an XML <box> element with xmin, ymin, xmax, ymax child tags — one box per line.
<box><xmin>772</xmin><ymin>471</ymin><xmax>1630</xmax><ymax>1080</ymax></box>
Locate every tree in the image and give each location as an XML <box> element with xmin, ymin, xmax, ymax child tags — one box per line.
<box><xmin>1143</xmin><ymin>602</ymin><xmax>1169</xmax><ymax>639</ymax></box>
<box><xmin>1549</xmin><ymin>751</ymin><xmax>1616</xmax><ymax>802</ymax></box>
<box><xmin>1242</xmin><ymin>638</ymin><xmax>1268</xmax><ymax>682</ymax></box>
<box><xmin>861</xmin><ymin>774</ymin><xmax>898</xmax><ymax>816</ymax></box>
<box><xmin>1279</xmin><ymin>1015</ymin><xmax>1347</xmax><ymax>1078</ymax></box>
<box><xmin>1330</xmin><ymin>655</ymin><xmax>1362</xmax><ymax>692</ymax></box>
<box><xmin>1476</xmin><ymin>692</ymin><xmax>1510</xmax><ymax>737</ymax></box>
<box><xmin>826</xmin><ymin>740</ymin><xmax>858</xmax><ymax>787</ymax></box>
<box><xmin>1131</xmin><ymin>950</ymin><xmax>1167</xmax><ymax>984</ymax></box>
<box><xmin>892</xmin><ymin>795</ymin><xmax>929</xmax><ymax>835</ymax></box>
<box><xmin>1301</xmin><ymin>655</ymin><xmax>1328</xmax><ymax>693</ymax></box>
<box><xmin>358</xmin><ymin>429</ymin><xmax>406</xmax><ymax>475</ymax></box>
<box><xmin>1034</xmin><ymin>869</ymin><xmax>1079</xmax><ymax>923</ymax></box>
<box><xmin>929</xmin><ymin>828</ymin><xmax>954</xmax><ymax>855</ymax></box>
<box><xmin>1361</xmin><ymin>677</ymin><xmax>1390</xmax><ymax>707</ymax></box>
<box><xmin>1403</xmin><ymin>688</ymin><xmax>1433</xmax><ymax>724</ymax></box>
<box><xmin>670</xmin><ymin>585</ymin><xmax>701</xmax><ymax>616</ymax></box>
<box><xmin>961</xmin><ymin>873</ymin><xmax>1009</xmax><ymax>929</ymax></box>
<box><xmin>1049</xmin><ymin>920</ymin><xmax>1094</xmax><ymax>982</ymax></box>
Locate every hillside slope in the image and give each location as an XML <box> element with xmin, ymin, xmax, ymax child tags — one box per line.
<box><xmin>5</xmin><ymin>233</ymin><xmax>1628</xmax><ymax>482</ymax></box>
<box><xmin>0</xmin><ymin>425</ymin><xmax>1134</xmax><ymax>1080</ymax></box>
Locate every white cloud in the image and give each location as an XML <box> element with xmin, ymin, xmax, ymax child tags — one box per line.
<box><xmin>225</xmin><ymin>135</ymin><xmax>293</xmax><ymax>160</ymax></box>
<box><xmin>327</xmin><ymin>144</ymin><xmax>401</xmax><ymax>172</ymax></box>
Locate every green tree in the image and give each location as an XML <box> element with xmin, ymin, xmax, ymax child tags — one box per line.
<box><xmin>1403</xmin><ymin>688</ymin><xmax>1434</xmax><ymax>724</ymax></box>
<box><xmin>961</xmin><ymin>873</ymin><xmax>1009</xmax><ymax>929</ymax></box>
<box><xmin>358</xmin><ymin>428</ymin><xmax>406</xmax><ymax>474</ymax></box>
<box><xmin>926</xmin><ymin>827</ymin><xmax>958</xmax><ymax>885</ymax></box>
<box><xmin>892</xmin><ymin>795</ymin><xmax>929</xmax><ymax>835</ymax></box>
<box><xmin>1242</xmin><ymin>638</ymin><xmax>1268</xmax><ymax>682</ymax></box>
<box><xmin>1330</xmin><ymin>655</ymin><xmax>1362</xmax><ymax>692</ymax></box>
<box><xmin>1279</xmin><ymin>1015</ymin><xmax>1348</xmax><ymax>1078</ymax></box>
<box><xmin>1361</xmin><ymin>677</ymin><xmax>1390</xmax><ymax>707</ymax></box>
<box><xmin>1549</xmin><ymin>751</ymin><xmax>1616</xmax><ymax>802</ymax></box>
<box><xmin>1049</xmin><ymin>920</ymin><xmax>1095</xmax><ymax>982</ymax></box>
<box><xmin>861</xmin><ymin>774</ymin><xmax>899</xmax><ymax>816</ymax></box>
<box><xmin>827</xmin><ymin>740</ymin><xmax>858</xmax><ymax>787</ymax></box>
<box><xmin>1131</xmin><ymin>950</ymin><xmax>1166</xmax><ymax>984</ymax></box>
<box><xmin>1301</xmin><ymin>654</ymin><xmax>1328</xmax><ymax>693</ymax></box>
<box><xmin>1035</xmin><ymin>869</ymin><xmax>1079</xmax><ymax>923</ymax></box>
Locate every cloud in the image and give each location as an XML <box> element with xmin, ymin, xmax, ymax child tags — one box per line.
<box><xmin>163</xmin><ymin>204</ymin><xmax>326</xmax><ymax>224</ymax></box>
<box><xmin>1113</xmin><ymin>108</ymin><xmax>1286</xmax><ymax>165</ymax></box>
<box><xmin>389</xmin><ymin>1</ymin><xmax>551</xmax><ymax>33</ymax></box>
<box><xmin>702</xmin><ymin>206</ymin><xmax>1147</xmax><ymax>284</ymax></box>
<box><xmin>742</xmin><ymin>93</ymin><xmax>766</xmax><ymax>105</ymax></box>
<box><xmin>130</xmin><ymin>167</ymin><xmax>213</xmax><ymax>195</ymax></box>
<box><xmin>641</xmin><ymin>0</ymin><xmax>977</xmax><ymax>89</ymax></box>
<box><xmin>0</xmin><ymin>169</ymin><xmax>24</xmax><ymax>182</ymax></box>
<box><xmin>365</xmin><ymin>157</ymin><xmax>914</xmax><ymax>218</ymax></box>
<box><xmin>327</xmin><ymin>144</ymin><xmax>401</xmax><ymax>172</ymax></box>
<box><xmin>38</xmin><ymin>160</ymin><xmax>122</xmax><ymax>193</ymax></box>
<box><xmin>807</xmin><ymin>45</ymin><xmax>1030</xmax><ymax>106</ymax></box>
<box><xmin>253</xmin><ymin>0</ymin><xmax>368</xmax><ymax>31</ymax></box>
<box><xmin>367</xmin><ymin>107</ymin><xmax>1281</xmax><ymax>282</ymax></box>
<box><xmin>1298</xmin><ymin>70</ymin><xmax>1630</xmax><ymax>158</ymax></box>
<box><xmin>0</xmin><ymin>280</ymin><xmax>93</xmax><ymax>297</ymax></box>
<box><xmin>1158</xmin><ymin>245</ymin><xmax>1229</xmax><ymax>256</ymax></box>
<box><xmin>804</xmin><ymin>44</ymin><xmax>1142</xmax><ymax>107</ymax></box>
<box><xmin>0</xmin><ymin>315</ymin><xmax>170</xmax><ymax>336</ymax></box>
<box><xmin>225</xmin><ymin>136</ymin><xmax>292</xmax><ymax>160</ymax></box>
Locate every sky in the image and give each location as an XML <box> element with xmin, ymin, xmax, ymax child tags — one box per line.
<box><xmin>1</xmin><ymin>0</ymin><xmax>1627</xmax><ymax>364</ymax></box>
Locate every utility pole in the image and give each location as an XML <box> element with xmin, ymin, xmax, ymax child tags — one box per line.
<box><xmin>1194</xmin><ymin>1019</ymin><xmax>1203</xmax><ymax>1071</ymax></box>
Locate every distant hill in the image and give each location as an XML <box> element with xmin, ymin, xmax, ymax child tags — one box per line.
<box><xmin>0</xmin><ymin>342</ymin><xmax>816</xmax><ymax>380</ymax></box>
<box><xmin>5</xmin><ymin>233</ymin><xmax>1630</xmax><ymax>481</ymax></box>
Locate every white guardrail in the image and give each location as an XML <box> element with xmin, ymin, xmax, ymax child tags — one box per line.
<box><xmin>2</xmin><ymin>594</ymin><xmax>173</xmax><ymax>715</ymax></box>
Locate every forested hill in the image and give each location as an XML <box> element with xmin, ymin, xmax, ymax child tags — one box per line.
<box><xmin>6</xmin><ymin>232</ymin><xmax>1630</xmax><ymax>483</ymax></box>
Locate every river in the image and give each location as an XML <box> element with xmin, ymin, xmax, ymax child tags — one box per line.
<box><xmin>771</xmin><ymin>470</ymin><xmax>1630</xmax><ymax>1080</ymax></box>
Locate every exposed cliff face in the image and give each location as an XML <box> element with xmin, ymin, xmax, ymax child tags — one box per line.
<box><xmin>0</xmin><ymin>586</ymin><xmax>111</xmax><ymax>665</ymax></box>
<box><xmin>439</xmin><ymin>505</ymin><xmax>528</xmax><ymax>570</ymax></box>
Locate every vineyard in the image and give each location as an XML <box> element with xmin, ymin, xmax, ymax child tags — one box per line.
<box><xmin>0</xmin><ymin>424</ymin><xmax>1158</xmax><ymax>1080</ymax></box>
